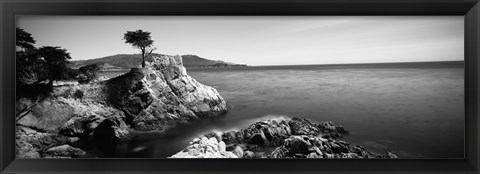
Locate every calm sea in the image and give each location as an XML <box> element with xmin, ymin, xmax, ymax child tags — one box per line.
<box><xmin>92</xmin><ymin>61</ymin><xmax>464</xmax><ymax>158</ymax></box>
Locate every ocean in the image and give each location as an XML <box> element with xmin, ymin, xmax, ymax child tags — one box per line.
<box><xmin>93</xmin><ymin>61</ymin><xmax>465</xmax><ymax>158</ymax></box>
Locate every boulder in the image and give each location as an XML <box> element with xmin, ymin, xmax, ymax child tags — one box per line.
<box><xmin>284</xmin><ymin>136</ymin><xmax>311</xmax><ymax>155</ymax></box>
<box><xmin>16</xmin><ymin>95</ymin><xmax>131</xmax><ymax>142</ymax></box>
<box><xmin>15</xmin><ymin>139</ymin><xmax>40</xmax><ymax>158</ymax></box>
<box><xmin>288</xmin><ymin>117</ymin><xmax>320</xmax><ymax>135</ymax></box>
<box><xmin>218</xmin><ymin>141</ymin><xmax>227</xmax><ymax>152</ymax></box>
<box><xmin>249</xmin><ymin>132</ymin><xmax>268</xmax><ymax>145</ymax></box>
<box><xmin>330</xmin><ymin>141</ymin><xmax>350</xmax><ymax>154</ymax></box>
<box><xmin>307</xmin><ymin>152</ymin><xmax>320</xmax><ymax>158</ymax></box>
<box><xmin>43</xmin><ymin>145</ymin><xmax>86</xmax><ymax>158</ymax></box>
<box><xmin>270</xmin><ymin>146</ymin><xmax>289</xmax><ymax>158</ymax></box>
<box><xmin>222</xmin><ymin>131</ymin><xmax>240</xmax><ymax>144</ymax></box>
<box><xmin>243</xmin><ymin>151</ymin><xmax>255</xmax><ymax>158</ymax></box>
<box><xmin>309</xmin><ymin>146</ymin><xmax>323</xmax><ymax>156</ymax></box>
<box><xmin>232</xmin><ymin>146</ymin><xmax>244</xmax><ymax>157</ymax></box>
<box><xmin>58</xmin><ymin>106</ymin><xmax>130</xmax><ymax>141</ymax></box>
<box><xmin>169</xmin><ymin>136</ymin><xmax>238</xmax><ymax>158</ymax></box>
<box><xmin>93</xmin><ymin>118</ymin><xmax>131</xmax><ymax>142</ymax></box>
<box><xmin>16</xmin><ymin>126</ymin><xmax>80</xmax><ymax>158</ymax></box>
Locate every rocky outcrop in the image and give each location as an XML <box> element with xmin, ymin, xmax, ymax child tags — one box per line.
<box><xmin>172</xmin><ymin>117</ymin><xmax>398</xmax><ymax>159</ymax></box>
<box><xmin>219</xmin><ymin>117</ymin><xmax>348</xmax><ymax>147</ymax></box>
<box><xmin>16</xmin><ymin>126</ymin><xmax>84</xmax><ymax>158</ymax></box>
<box><xmin>269</xmin><ymin>135</ymin><xmax>394</xmax><ymax>158</ymax></box>
<box><xmin>15</xmin><ymin>54</ymin><xmax>229</xmax><ymax>158</ymax></box>
<box><xmin>169</xmin><ymin>137</ymin><xmax>238</xmax><ymax>158</ymax></box>
<box><xmin>103</xmin><ymin>55</ymin><xmax>228</xmax><ymax>131</ymax></box>
<box><xmin>43</xmin><ymin>144</ymin><xmax>86</xmax><ymax>158</ymax></box>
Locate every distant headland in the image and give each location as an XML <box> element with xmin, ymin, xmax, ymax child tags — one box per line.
<box><xmin>69</xmin><ymin>54</ymin><xmax>247</xmax><ymax>70</ymax></box>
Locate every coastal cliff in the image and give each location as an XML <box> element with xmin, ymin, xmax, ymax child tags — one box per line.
<box><xmin>15</xmin><ymin>55</ymin><xmax>229</xmax><ymax>158</ymax></box>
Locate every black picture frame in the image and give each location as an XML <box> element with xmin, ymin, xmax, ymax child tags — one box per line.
<box><xmin>1</xmin><ymin>0</ymin><xmax>479</xmax><ymax>173</ymax></box>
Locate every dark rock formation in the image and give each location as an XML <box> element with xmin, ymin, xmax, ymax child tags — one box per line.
<box><xmin>220</xmin><ymin>117</ymin><xmax>348</xmax><ymax>147</ymax></box>
<box><xmin>15</xmin><ymin>55</ymin><xmax>229</xmax><ymax>158</ymax></box>
<box><xmin>269</xmin><ymin>135</ymin><xmax>395</xmax><ymax>158</ymax></box>
<box><xmin>172</xmin><ymin>117</ymin><xmax>398</xmax><ymax>159</ymax></box>
<box><xmin>16</xmin><ymin>126</ymin><xmax>83</xmax><ymax>158</ymax></box>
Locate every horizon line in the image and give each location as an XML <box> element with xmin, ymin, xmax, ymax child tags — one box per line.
<box><xmin>250</xmin><ymin>60</ymin><xmax>464</xmax><ymax>67</ymax></box>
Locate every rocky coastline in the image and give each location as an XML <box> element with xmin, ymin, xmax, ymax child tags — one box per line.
<box><xmin>15</xmin><ymin>55</ymin><xmax>228</xmax><ymax>158</ymax></box>
<box><xmin>170</xmin><ymin>117</ymin><xmax>398</xmax><ymax>158</ymax></box>
<box><xmin>16</xmin><ymin>54</ymin><xmax>397</xmax><ymax>159</ymax></box>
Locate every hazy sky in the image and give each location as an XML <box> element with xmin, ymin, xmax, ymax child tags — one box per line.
<box><xmin>17</xmin><ymin>16</ymin><xmax>463</xmax><ymax>66</ymax></box>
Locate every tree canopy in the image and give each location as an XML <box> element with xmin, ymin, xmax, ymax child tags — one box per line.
<box><xmin>16</xmin><ymin>28</ymin><xmax>36</xmax><ymax>51</ymax></box>
<box><xmin>37</xmin><ymin>46</ymin><xmax>71</xmax><ymax>63</ymax></box>
<box><xmin>123</xmin><ymin>29</ymin><xmax>155</xmax><ymax>67</ymax></box>
<box><xmin>37</xmin><ymin>46</ymin><xmax>72</xmax><ymax>86</ymax></box>
<box><xmin>77</xmin><ymin>64</ymin><xmax>101</xmax><ymax>84</ymax></box>
<box><xmin>16</xmin><ymin>28</ymin><xmax>45</xmax><ymax>85</ymax></box>
<box><xmin>16</xmin><ymin>28</ymin><xmax>76</xmax><ymax>93</ymax></box>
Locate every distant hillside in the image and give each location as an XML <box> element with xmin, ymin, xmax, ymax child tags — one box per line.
<box><xmin>69</xmin><ymin>54</ymin><xmax>246</xmax><ymax>69</ymax></box>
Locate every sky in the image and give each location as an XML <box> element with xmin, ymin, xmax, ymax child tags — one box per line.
<box><xmin>17</xmin><ymin>16</ymin><xmax>464</xmax><ymax>66</ymax></box>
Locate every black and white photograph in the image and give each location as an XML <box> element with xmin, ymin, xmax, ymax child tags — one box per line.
<box><xmin>15</xmin><ymin>16</ymin><xmax>464</xmax><ymax>159</ymax></box>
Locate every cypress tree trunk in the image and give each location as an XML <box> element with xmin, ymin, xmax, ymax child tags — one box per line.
<box><xmin>48</xmin><ymin>76</ymin><xmax>54</xmax><ymax>90</ymax></box>
<box><xmin>141</xmin><ymin>49</ymin><xmax>146</xmax><ymax>68</ymax></box>
<box><xmin>47</xmin><ymin>65</ymin><xmax>54</xmax><ymax>90</ymax></box>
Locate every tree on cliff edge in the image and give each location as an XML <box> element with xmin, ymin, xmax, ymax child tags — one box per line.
<box><xmin>123</xmin><ymin>29</ymin><xmax>156</xmax><ymax>68</ymax></box>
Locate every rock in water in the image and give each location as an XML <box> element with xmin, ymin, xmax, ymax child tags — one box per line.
<box><xmin>176</xmin><ymin>117</ymin><xmax>399</xmax><ymax>159</ymax></box>
<box><xmin>269</xmin><ymin>135</ymin><xmax>397</xmax><ymax>158</ymax></box>
<box><xmin>169</xmin><ymin>136</ymin><xmax>238</xmax><ymax>158</ymax></box>
<box><xmin>15</xmin><ymin>54</ymin><xmax>229</xmax><ymax>158</ymax></box>
<box><xmin>288</xmin><ymin>117</ymin><xmax>320</xmax><ymax>135</ymax></box>
<box><xmin>232</xmin><ymin>146</ymin><xmax>244</xmax><ymax>157</ymax></box>
<box><xmin>220</xmin><ymin>117</ymin><xmax>348</xmax><ymax>146</ymax></box>
<box><xmin>284</xmin><ymin>136</ymin><xmax>311</xmax><ymax>155</ymax></box>
<box><xmin>243</xmin><ymin>151</ymin><xmax>255</xmax><ymax>158</ymax></box>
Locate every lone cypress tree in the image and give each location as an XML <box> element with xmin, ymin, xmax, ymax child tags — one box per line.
<box><xmin>123</xmin><ymin>29</ymin><xmax>156</xmax><ymax>68</ymax></box>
